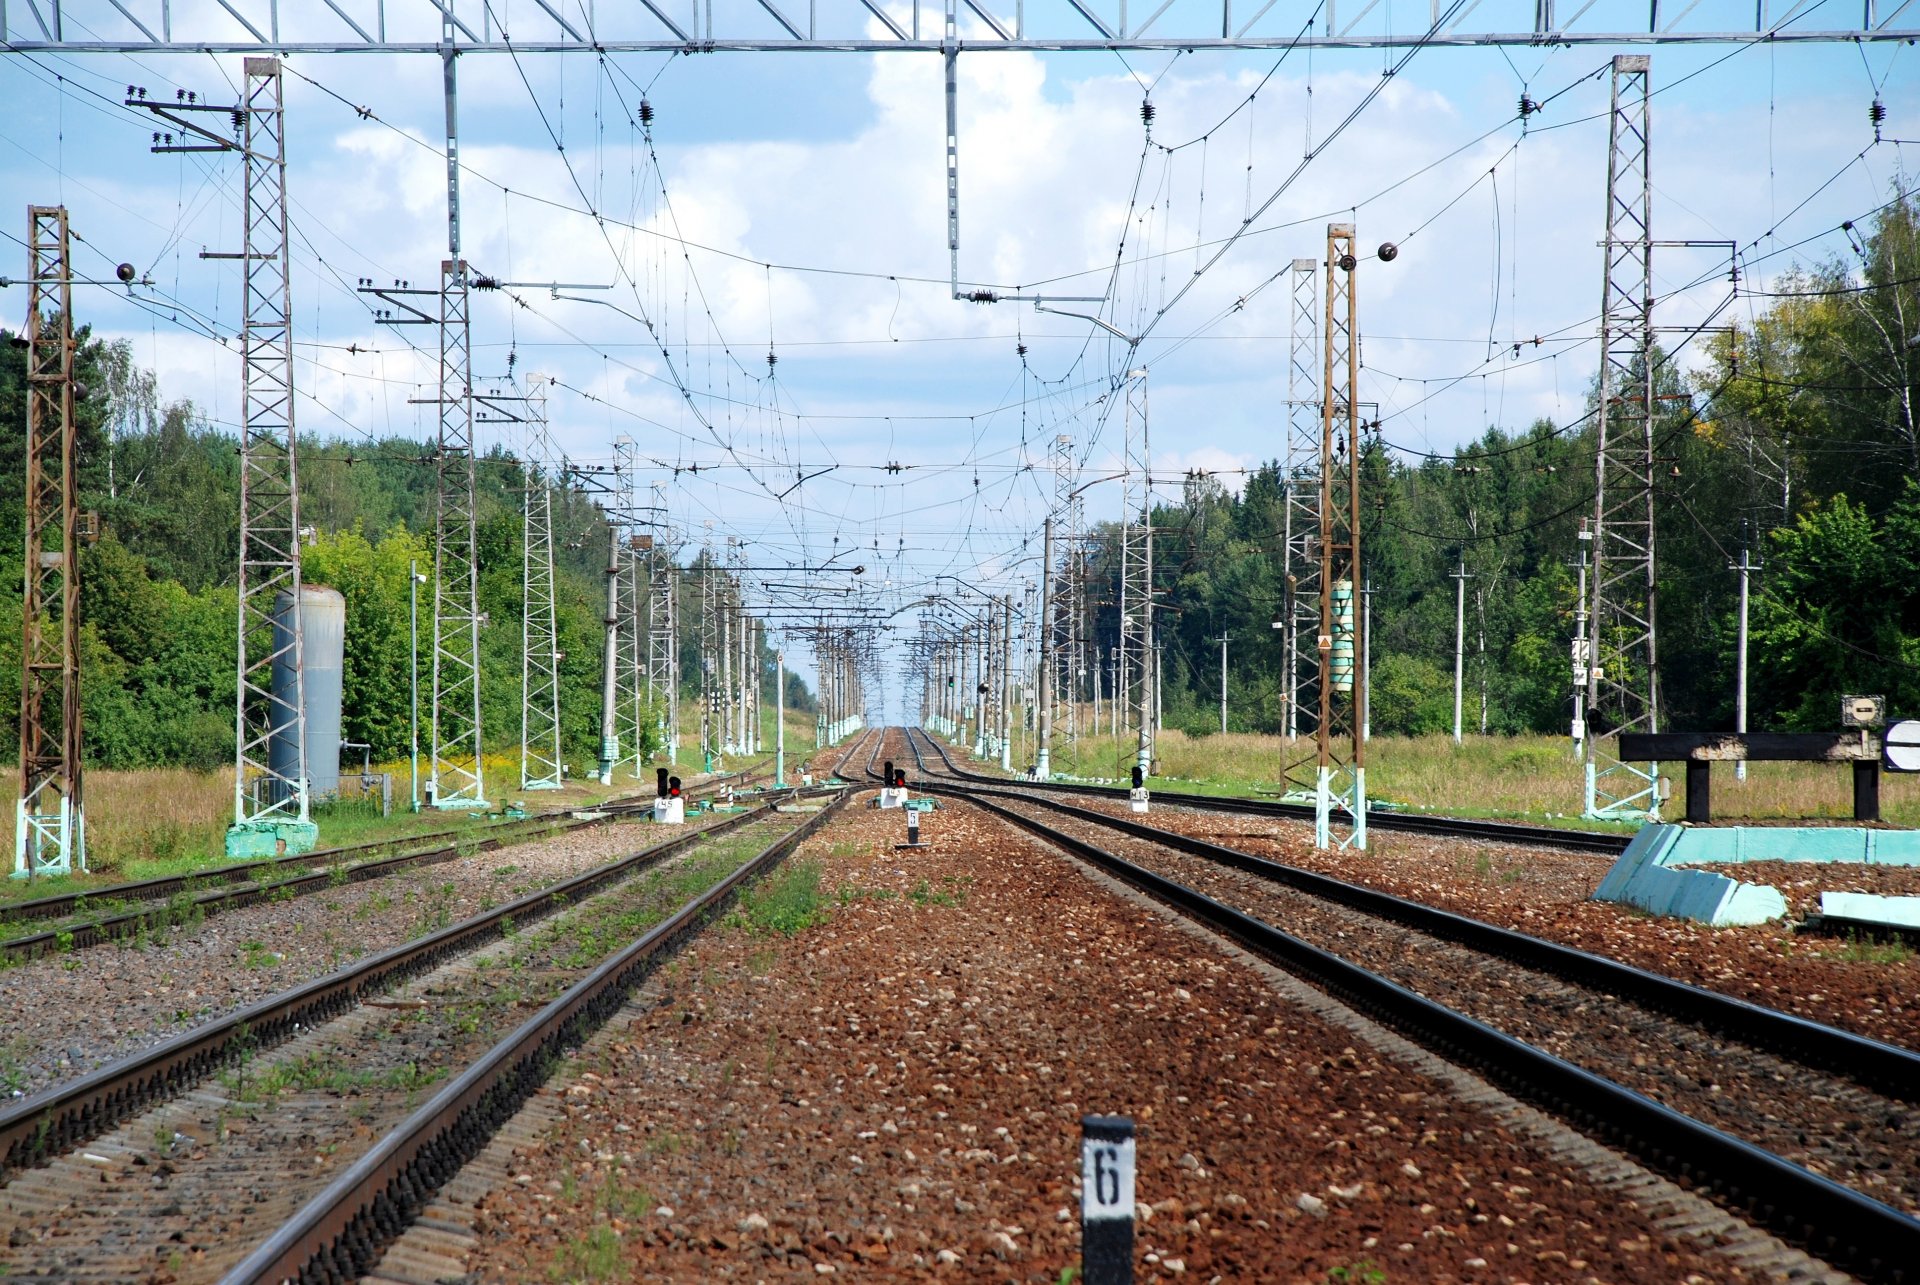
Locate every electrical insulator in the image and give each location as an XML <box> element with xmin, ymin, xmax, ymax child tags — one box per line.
<box><xmin>1140</xmin><ymin>100</ymin><xmax>1155</xmax><ymax>126</ymax></box>
<box><xmin>1872</xmin><ymin>97</ymin><xmax>1888</xmax><ymax>136</ymax></box>
<box><xmin>1337</xmin><ymin>252</ymin><xmax>1357</xmax><ymax>272</ymax></box>
<box><xmin>1518</xmin><ymin>93</ymin><xmax>1538</xmax><ymax>120</ymax></box>
<box><xmin>639</xmin><ymin>98</ymin><xmax>655</xmax><ymax>126</ymax></box>
<box><xmin>1377</xmin><ymin>241</ymin><xmax>1399</xmax><ymax>262</ymax></box>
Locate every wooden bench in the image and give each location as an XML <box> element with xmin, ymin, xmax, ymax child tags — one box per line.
<box><xmin>1618</xmin><ymin>732</ymin><xmax>1884</xmax><ymax>824</ymax></box>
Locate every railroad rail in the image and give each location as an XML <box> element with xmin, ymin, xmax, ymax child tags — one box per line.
<box><xmin>0</xmin><ymin>760</ymin><xmax>785</xmax><ymax>961</ymax></box>
<box><xmin>906</xmin><ymin>726</ymin><xmax>1630</xmax><ymax>855</ymax></box>
<box><xmin>210</xmin><ymin>731</ymin><xmax>877</xmax><ymax>1283</ymax></box>
<box><xmin>887</xmin><ymin>729</ymin><xmax>1920</xmax><ymax>1280</ymax></box>
<box><xmin>0</xmin><ymin>793</ymin><xmax>808</xmax><ymax>1184</ymax></box>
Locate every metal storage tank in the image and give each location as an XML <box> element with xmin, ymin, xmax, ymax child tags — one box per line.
<box><xmin>268</xmin><ymin>585</ymin><xmax>346</xmax><ymax>802</ymax></box>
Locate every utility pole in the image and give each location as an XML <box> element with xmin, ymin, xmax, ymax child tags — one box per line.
<box><xmin>137</xmin><ymin>62</ymin><xmax>312</xmax><ymax>852</ymax></box>
<box><xmin>1120</xmin><ymin>369</ymin><xmax>1153</xmax><ymax>775</ymax></box>
<box><xmin>644</xmin><ymin>486</ymin><xmax>678</xmax><ymax>765</ymax></box>
<box><xmin>1571</xmin><ymin>521</ymin><xmax>1592</xmax><ymax>754</ymax></box>
<box><xmin>1215</xmin><ymin>634</ymin><xmax>1230</xmax><ymax>734</ymax></box>
<box><xmin>1285</xmin><ymin>258</ymin><xmax>1321</xmax><ymax>743</ymax></box>
<box><xmin>15</xmin><ymin>206</ymin><xmax>84</xmax><ymax>877</ymax></box>
<box><xmin>1583</xmin><ymin>54</ymin><xmax>1661</xmax><ymax>821</ymax></box>
<box><xmin>410</xmin><ymin>561</ymin><xmax>423</xmax><ymax>809</ymax></box>
<box><xmin>1312</xmin><ymin>222</ymin><xmax>1368</xmax><ymax>850</ymax></box>
<box><xmin>611</xmin><ymin>437</ymin><xmax>644</xmax><ymax>778</ymax></box>
<box><xmin>1452</xmin><ymin>558</ymin><xmax>1471</xmax><ymax>746</ymax></box>
<box><xmin>775</xmin><ymin>645</ymin><xmax>786</xmax><ymax>786</ymax></box>
<box><xmin>1000</xmin><ymin>594</ymin><xmax>1014</xmax><ymax>772</ymax></box>
<box><xmin>1037</xmin><ymin>517</ymin><xmax>1055</xmax><ymax>780</ymax></box>
<box><xmin>597</xmin><ymin>523</ymin><xmax>622</xmax><ymax>785</ymax></box>
<box><xmin>1732</xmin><ymin>544</ymin><xmax>1761</xmax><ymax>781</ymax></box>
<box><xmin>519</xmin><ymin>375</ymin><xmax>563</xmax><ymax>790</ymax></box>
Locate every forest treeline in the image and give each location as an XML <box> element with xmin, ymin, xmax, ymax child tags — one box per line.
<box><xmin>4</xmin><ymin>188</ymin><xmax>1920</xmax><ymax>768</ymax></box>
<box><xmin>1085</xmin><ymin>188</ymin><xmax>1920</xmax><ymax>739</ymax></box>
<box><xmin>0</xmin><ymin>340</ymin><xmax>811</xmax><ymax>771</ymax></box>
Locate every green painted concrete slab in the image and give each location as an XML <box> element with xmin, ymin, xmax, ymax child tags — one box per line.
<box><xmin>1820</xmin><ymin>891</ymin><xmax>1920</xmax><ymax>930</ymax></box>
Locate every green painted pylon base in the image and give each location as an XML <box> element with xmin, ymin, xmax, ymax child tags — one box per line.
<box><xmin>225</xmin><ymin>819</ymin><xmax>320</xmax><ymax>859</ymax></box>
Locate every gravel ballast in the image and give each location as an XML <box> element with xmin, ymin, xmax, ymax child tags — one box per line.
<box><xmin>459</xmin><ymin>797</ymin><xmax>1744</xmax><ymax>1282</ymax></box>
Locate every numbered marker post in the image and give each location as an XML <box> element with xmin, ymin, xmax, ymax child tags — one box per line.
<box><xmin>1080</xmin><ymin>1115</ymin><xmax>1135</xmax><ymax>1284</ymax></box>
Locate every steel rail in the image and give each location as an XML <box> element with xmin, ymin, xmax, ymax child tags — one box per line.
<box><xmin>905</xmin><ymin>726</ymin><xmax>1630</xmax><ymax>854</ymax></box>
<box><xmin>940</xmin><ymin>784</ymin><xmax>1920</xmax><ymax>1283</ymax></box>
<box><xmin>220</xmin><ymin>789</ymin><xmax>851</xmax><ymax>1284</ymax></box>
<box><xmin>0</xmin><ymin>797</ymin><xmax>794</xmax><ymax>1182</ymax></box>
<box><xmin>0</xmin><ymin>756</ymin><xmax>781</xmax><ymax>929</ymax></box>
<box><xmin>900</xmin><ymin>753</ymin><xmax>1920</xmax><ymax>1099</ymax></box>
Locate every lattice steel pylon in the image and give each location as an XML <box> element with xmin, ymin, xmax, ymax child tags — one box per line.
<box><xmin>1311</xmin><ymin>224</ymin><xmax>1367</xmax><ymax>850</ymax></box>
<box><xmin>1049</xmin><ymin>433</ymin><xmax>1081</xmax><ymax>748</ymax></box>
<box><xmin>15</xmin><ymin>206</ymin><xmax>84</xmax><ymax>878</ymax></box>
<box><xmin>1118</xmin><ymin>373</ymin><xmax>1153</xmax><ymax>771</ymax></box>
<box><xmin>520</xmin><ymin>376</ymin><xmax>563</xmax><ymax>790</ymax></box>
<box><xmin>426</xmin><ymin>256</ymin><xmax>487</xmax><ymax>808</ymax></box>
<box><xmin>609</xmin><ymin>436</ymin><xmax>646</xmax><ymax>780</ymax></box>
<box><xmin>645</xmin><ymin>483</ymin><xmax>678</xmax><ymax>764</ymax></box>
<box><xmin>1582</xmin><ymin>54</ymin><xmax>1662</xmax><ymax>821</ymax></box>
<box><xmin>1284</xmin><ymin>257</ymin><xmax>1321</xmax><ymax>744</ymax></box>
<box><xmin>224</xmin><ymin>59</ymin><xmax>313</xmax><ymax>851</ymax></box>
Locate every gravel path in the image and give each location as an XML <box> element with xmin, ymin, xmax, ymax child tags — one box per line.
<box><xmin>457</xmin><ymin>796</ymin><xmax>1748</xmax><ymax>1283</ymax></box>
<box><xmin>0</xmin><ymin>814</ymin><xmax>740</xmax><ymax>1098</ymax></box>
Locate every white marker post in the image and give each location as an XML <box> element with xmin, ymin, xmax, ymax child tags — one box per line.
<box><xmin>1080</xmin><ymin>1115</ymin><xmax>1135</xmax><ymax>1283</ymax></box>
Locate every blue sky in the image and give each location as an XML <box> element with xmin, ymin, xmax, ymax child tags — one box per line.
<box><xmin>2</xmin><ymin>16</ymin><xmax>1913</xmax><ymax>712</ymax></box>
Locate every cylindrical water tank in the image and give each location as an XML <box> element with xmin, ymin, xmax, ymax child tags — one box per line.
<box><xmin>268</xmin><ymin>585</ymin><xmax>346</xmax><ymax>802</ymax></box>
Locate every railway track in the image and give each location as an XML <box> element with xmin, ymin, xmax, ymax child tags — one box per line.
<box><xmin>0</xmin><ymin>758</ymin><xmax>783</xmax><ymax>963</ymax></box>
<box><xmin>0</xmin><ymin>730</ymin><xmax>875</xmax><ymax>1283</ymax></box>
<box><xmin>890</xmin><ymin>727</ymin><xmax>1920</xmax><ymax>1281</ymax></box>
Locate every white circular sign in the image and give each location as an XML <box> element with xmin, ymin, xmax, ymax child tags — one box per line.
<box><xmin>1885</xmin><ymin>720</ymin><xmax>1920</xmax><ymax>773</ymax></box>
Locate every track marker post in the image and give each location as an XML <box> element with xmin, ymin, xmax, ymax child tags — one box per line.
<box><xmin>1129</xmin><ymin>765</ymin><xmax>1150</xmax><ymax>814</ymax></box>
<box><xmin>1081</xmin><ymin>1115</ymin><xmax>1136</xmax><ymax>1283</ymax></box>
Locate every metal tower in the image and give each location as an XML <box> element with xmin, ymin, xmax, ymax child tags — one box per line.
<box><xmin>609</xmin><ymin>436</ymin><xmax>646</xmax><ymax>779</ymax></box>
<box><xmin>520</xmin><ymin>376</ymin><xmax>563</xmax><ymax>791</ymax></box>
<box><xmin>227</xmin><ymin>58</ymin><xmax>313</xmax><ymax>848</ymax></box>
<box><xmin>1049</xmin><ymin>433</ymin><xmax>1081</xmax><ymax>748</ymax></box>
<box><xmin>698</xmin><ymin>537</ymin><xmax>721</xmax><ymax>769</ymax></box>
<box><xmin>1284</xmin><ymin>257</ymin><xmax>1321</xmax><ymax>744</ymax></box>
<box><xmin>644</xmin><ymin>484</ymin><xmax>678</xmax><ymax>764</ymax></box>
<box><xmin>1118</xmin><ymin>372</ymin><xmax>1153</xmax><ymax>769</ymax></box>
<box><xmin>15</xmin><ymin>207</ymin><xmax>84</xmax><ymax>878</ymax></box>
<box><xmin>427</xmin><ymin>254</ymin><xmax>487</xmax><ymax>808</ymax></box>
<box><xmin>1313</xmin><ymin>223</ymin><xmax>1368</xmax><ymax>850</ymax></box>
<box><xmin>1583</xmin><ymin>54</ymin><xmax>1662</xmax><ymax>821</ymax></box>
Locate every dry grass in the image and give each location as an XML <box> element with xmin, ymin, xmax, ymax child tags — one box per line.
<box><xmin>1028</xmin><ymin>728</ymin><xmax>1920</xmax><ymax>829</ymax></box>
<box><xmin>0</xmin><ymin>767</ymin><xmax>235</xmax><ymax>890</ymax></box>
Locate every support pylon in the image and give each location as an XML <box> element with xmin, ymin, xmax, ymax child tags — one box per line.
<box><xmin>15</xmin><ymin>206</ymin><xmax>85</xmax><ymax>878</ymax></box>
<box><xmin>428</xmin><ymin>256</ymin><xmax>487</xmax><ymax>808</ymax></box>
<box><xmin>644</xmin><ymin>486</ymin><xmax>679</xmax><ymax>764</ymax></box>
<box><xmin>1312</xmin><ymin>223</ymin><xmax>1367</xmax><ymax>850</ymax></box>
<box><xmin>1582</xmin><ymin>54</ymin><xmax>1662</xmax><ymax>821</ymax></box>
<box><xmin>1118</xmin><ymin>372</ymin><xmax>1152</xmax><ymax>771</ymax></box>
<box><xmin>520</xmin><ymin>376</ymin><xmax>564</xmax><ymax>791</ymax></box>
<box><xmin>610</xmin><ymin>436</ymin><xmax>646</xmax><ymax>779</ymax></box>
<box><xmin>1284</xmin><ymin>257</ymin><xmax>1321</xmax><ymax>744</ymax></box>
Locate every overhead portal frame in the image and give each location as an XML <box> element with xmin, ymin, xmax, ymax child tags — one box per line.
<box><xmin>3</xmin><ymin>0</ymin><xmax>1912</xmax><ymax>49</ymax></box>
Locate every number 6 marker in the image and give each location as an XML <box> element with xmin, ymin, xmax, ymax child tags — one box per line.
<box><xmin>1080</xmin><ymin>1115</ymin><xmax>1135</xmax><ymax>1283</ymax></box>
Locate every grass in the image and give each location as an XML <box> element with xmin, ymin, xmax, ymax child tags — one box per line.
<box><xmin>958</xmin><ymin>727</ymin><xmax>1920</xmax><ymax>829</ymax></box>
<box><xmin>732</xmin><ymin>859</ymin><xmax>829</xmax><ymax>935</ymax></box>
<box><xmin>1816</xmin><ymin>933</ymin><xmax>1915</xmax><ymax>965</ymax></box>
<box><xmin>908</xmin><ymin>875</ymin><xmax>970</xmax><ymax>908</ymax></box>
<box><xmin>0</xmin><ymin>760</ymin><xmax>643</xmax><ymax>905</ymax></box>
<box><xmin>550</xmin><ymin>1224</ymin><xmax>625</xmax><ymax>1282</ymax></box>
<box><xmin>219</xmin><ymin>1048</ymin><xmax>450</xmax><ymax>1103</ymax></box>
